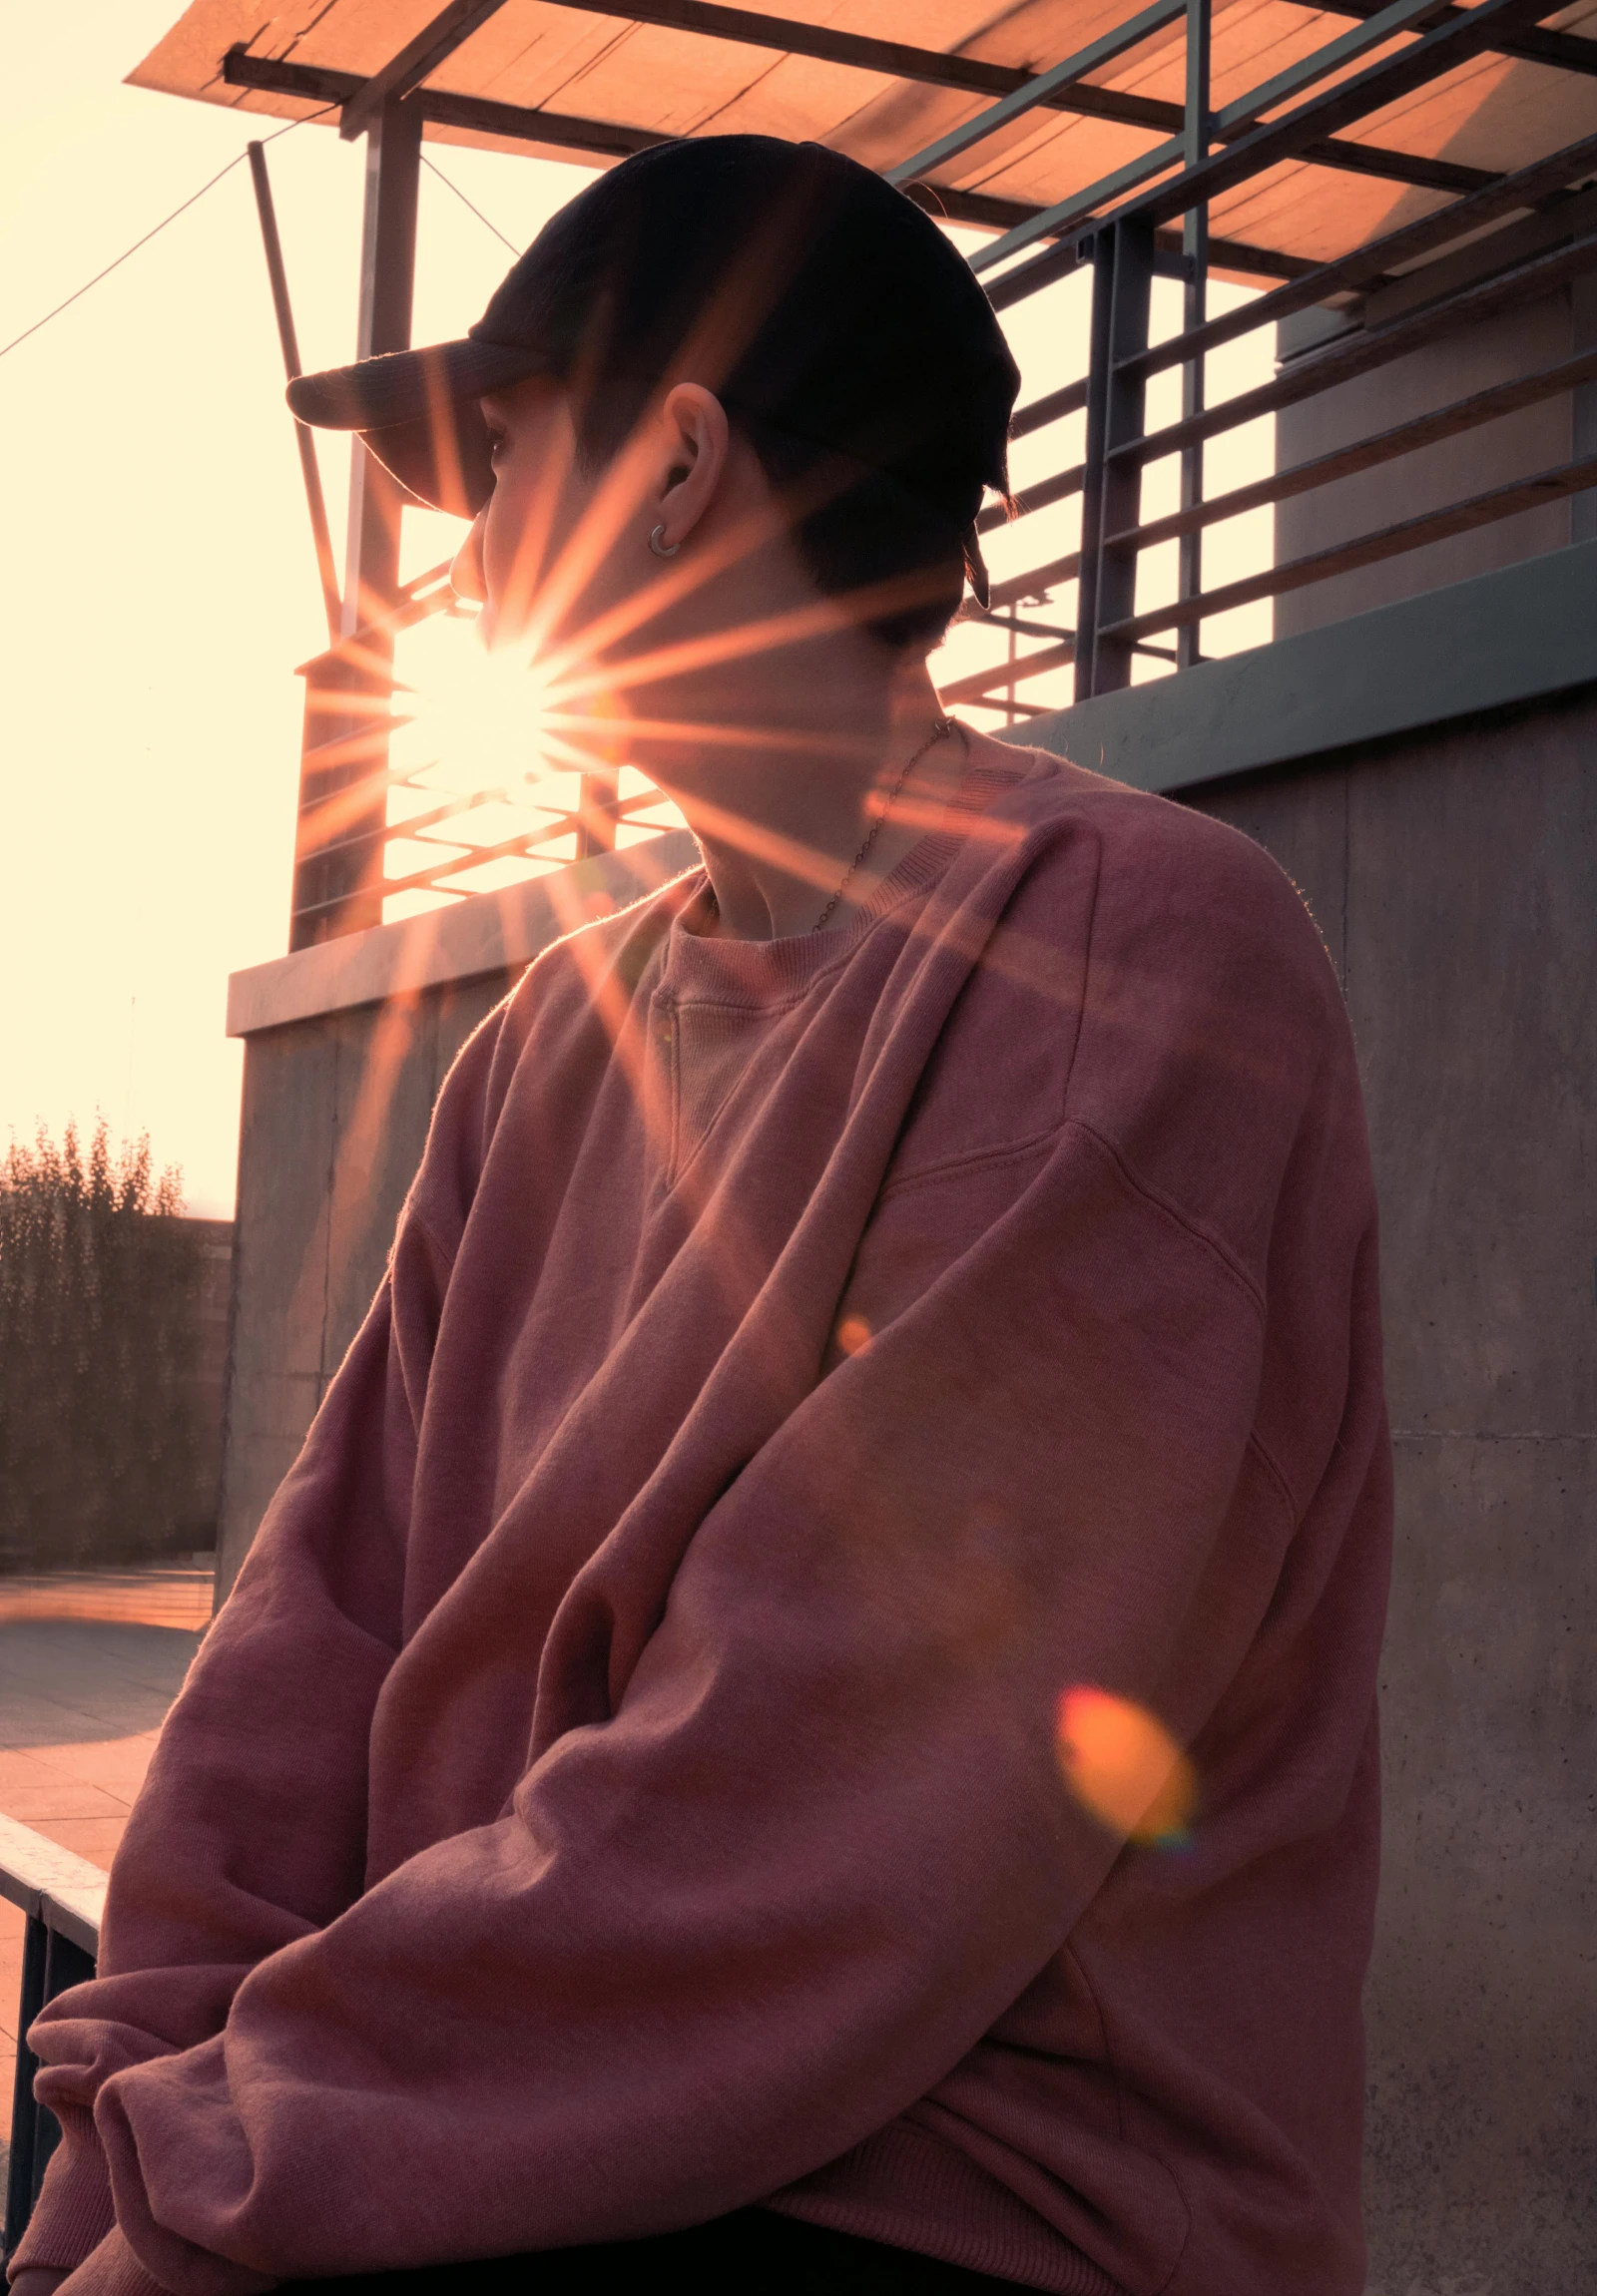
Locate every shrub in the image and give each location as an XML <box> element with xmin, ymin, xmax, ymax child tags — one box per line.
<box><xmin>0</xmin><ymin>1120</ymin><xmax>211</xmax><ymax>1574</ymax></box>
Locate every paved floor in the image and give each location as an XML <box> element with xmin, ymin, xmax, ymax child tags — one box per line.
<box><xmin>0</xmin><ymin>1585</ymin><xmax>206</xmax><ymax>2173</ymax></box>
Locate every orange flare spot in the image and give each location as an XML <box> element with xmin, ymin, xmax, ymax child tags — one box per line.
<box><xmin>1056</xmin><ymin>1686</ymin><xmax>1197</xmax><ymax>1848</ymax></box>
<box><xmin>835</xmin><ymin>1313</ymin><xmax>872</xmax><ymax>1357</ymax></box>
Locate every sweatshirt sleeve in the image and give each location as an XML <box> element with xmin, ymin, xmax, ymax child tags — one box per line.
<box><xmin>9</xmin><ymin>1200</ymin><xmax>453</xmax><ymax>2290</ymax></box>
<box><xmin>21</xmin><ymin>996</ymin><xmax>1376</xmax><ymax>2296</ymax></box>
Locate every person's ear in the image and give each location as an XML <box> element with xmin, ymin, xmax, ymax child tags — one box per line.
<box><xmin>652</xmin><ymin>384</ymin><xmax>731</xmax><ymax>551</ymax></box>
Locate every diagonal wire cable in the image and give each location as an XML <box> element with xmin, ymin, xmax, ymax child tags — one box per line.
<box><xmin>0</xmin><ymin>105</ymin><xmax>338</xmax><ymax>363</ymax></box>
<box><xmin>421</xmin><ymin>154</ymin><xmax>521</xmax><ymax>254</ymax></box>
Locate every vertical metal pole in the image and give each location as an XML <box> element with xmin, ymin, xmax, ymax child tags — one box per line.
<box><xmin>290</xmin><ymin>97</ymin><xmax>423</xmax><ymax>951</ymax></box>
<box><xmin>1077</xmin><ymin>220</ymin><xmax>1155</xmax><ymax>699</ymax></box>
<box><xmin>1178</xmin><ymin>0</ymin><xmax>1212</xmax><ymax>672</ymax></box>
<box><xmin>1074</xmin><ymin>232</ymin><xmax>1115</xmax><ymax>703</ymax></box>
<box><xmin>246</xmin><ymin>143</ymin><xmax>342</xmax><ymax>645</ymax></box>
<box><xmin>341</xmin><ymin>99</ymin><xmax>424</xmax><ymax>640</ymax></box>
<box><xmin>3</xmin><ymin>1921</ymin><xmax>96</xmax><ymax>2262</ymax></box>
<box><xmin>2</xmin><ymin>1916</ymin><xmax>48</xmax><ymax>2263</ymax></box>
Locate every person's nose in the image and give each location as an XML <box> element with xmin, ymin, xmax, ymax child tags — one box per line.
<box><xmin>451</xmin><ymin>509</ymin><xmax>489</xmax><ymax>606</ymax></box>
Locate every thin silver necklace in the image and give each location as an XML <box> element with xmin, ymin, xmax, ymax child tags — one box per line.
<box><xmin>813</xmin><ymin>715</ymin><xmax>956</xmax><ymax>932</ymax></box>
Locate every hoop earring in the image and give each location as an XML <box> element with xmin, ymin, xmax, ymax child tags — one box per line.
<box><xmin>649</xmin><ymin>525</ymin><xmax>680</xmax><ymax>558</ymax></box>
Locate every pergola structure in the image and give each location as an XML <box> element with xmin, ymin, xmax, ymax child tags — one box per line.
<box><xmin>134</xmin><ymin>0</ymin><xmax>1597</xmax><ymax>944</ymax></box>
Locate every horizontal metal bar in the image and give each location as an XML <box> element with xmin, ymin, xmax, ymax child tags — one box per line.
<box><xmin>223</xmin><ymin>44</ymin><xmax>1493</xmax><ymax>245</ymax></box>
<box><xmin>969</xmin><ymin>609</ymin><xmax>1078</xmax><ymax>641</ymax></box>
<box><xmin>1011</xmin><ymin>379</ymin><xmax>1090</xmax><ymax>441</ymax></box>
<box><xmin>978</xmin><ymin>462</ymin><xmax>1086</xmax><ymax>534</ymax></box>
<box><xmin>1124</xmin><ymin>124</ymin><xmax>1597</xmax><ymax>383</ymax></box>
<box><xmin>339</xmin><ymin>0</ymin><xmax>510</xmax><ymax>140</ymax></box>
<box><xmin>1103</xmin><ymin>454</ymin><xmax>1597</xmax><ymax>639</ymax></box>
<box><xmin>1108</xmin><ymin>343</ymin><xmax>1597</xmax><ymax>552</ymax></box>
<box><xmin>1112</xmin><ymin>223</ymin><xmax>1597</xmax><ymax>466</ymax></box>
<box><xmin>1312</xmin><ymin>0</ymin><xmax>1597</xmax><ymax>77</ymax></box>
<box><xmin>1211</xmin><ymin>0</ymin><xmax>1454</xmax><ymax>142</ymax></box>
<box><xmin>296</xmin><ymin>782</ymin><xmax>669</xmax><ymax>898</ymax></box>
<box><xmin>545</xmin><ymin>0</ymin><xmax>1192</xmax><ymax>134</ymax></box>
<box><xmin>986</xmin><ymin>550</ymin><xmax>1084</xmax><ymax>610</ymax></box>
<box><xmin>885</xmin><ymin>0</ymin><xmax>1187</xmax><ymax>187</ymax></box>
<box><xmin>971</xmin><ymin>135</ymin><xmax>1186</xmax><ymax>274</ymax></box>
<box><xmin>1293</xmin><ymin>135</ymin><xmax>1491</xmax><ymax>199</ymax></box>
<box><xmin>970</xmin><ymin>0</ymin><xmax>1529</xmax><ymax>278</ymax></box>
<box><xmin>1107</xmin><ymin>0</ymin><xmax>1558</xmax><ymax>240</ymax></box>
<box><xmin>940</xmin><ymin>636</ymin><xmax>1077</xmax><ymax>703</ymax></box>
<box><xmin>224</xmin><ymin>48</ymin><xmax>667</xmax><ymax>160</ymax></box>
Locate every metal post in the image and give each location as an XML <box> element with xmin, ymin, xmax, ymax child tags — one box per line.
<box><xmin>3</xmin><ymin>1919</ymin><xmax>97</xmax><ymax>2264</ymax></box>
<box><xmin>1179</xmin><ymin>0</ymin><xmax>1212</xmax><ymax>671</ymax></box>
<box><xmin>1075</xmin><ymin>220</ymin><xmax>1155</xmax><ymax>698</ymax></box>
<box><xmin>2</xmin><ymin>1916</ymin><xmax>48</xmax><ymax>2263</ymax></box>
<box><xmin>342</xmin><ymin>99</ymin><xmax>424</xmax><ymax>640</ymax></box>
<box><xmin>290</xmin><ymin>97</ymin><xmax>423</xmax><ymax>950</ymax></box>
<box><xmin>247</xmin><ymin>143</ymin><xmax>341</xmax><ymax>645</ymax></box>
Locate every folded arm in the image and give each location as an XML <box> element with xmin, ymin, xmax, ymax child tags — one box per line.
<box><xmin>26</xmin><ymin>1121</ymin><xmax>1306</xmax><ymax>2296</ymax></box>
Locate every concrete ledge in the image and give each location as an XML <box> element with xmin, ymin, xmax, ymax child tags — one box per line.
<box><xmin>231</xmin><ymin>540</ymin><xmax>1597</xmax><ymax>1036</ymax></box>
<box><xmin>1015</xmin><ymin>535</ymin><xmax>1597</xmax><ymax>793</ymax></box>
<box><xmin>228</xmin><ymin>830</ymin><xmax>701</xmax><ymax>1038</ymax></box>
<box><xmin>0</xmin><ymin>1810</ymin><xmax>107</xmax><ymax>1956</ymax></box>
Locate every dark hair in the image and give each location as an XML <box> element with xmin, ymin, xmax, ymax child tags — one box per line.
<box><xmin>547</xmin><ymin>139</ymin><xmax>1019</xmax><ymax>654</ymax></box>
<box><xmin>573</xmin><ymin>390</ymin><xmax>978</xmax><ymax>654</ymax></box>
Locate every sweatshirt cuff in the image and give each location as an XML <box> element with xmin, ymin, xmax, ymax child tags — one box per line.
<box><xmin>50</xmin><ymin>2229</ymin><xmax>167</xmax><ymax>2296</ymax></box>
<box><xmin>6</xmin><ymin>2125</ymin><xmax>117</xmax><ymax>2277</ymax></box>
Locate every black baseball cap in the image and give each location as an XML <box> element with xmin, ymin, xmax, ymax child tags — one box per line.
<box><xmin>287</xmin><ymin>135</ymin><xmax>1018</xmax><ymax>606</ymax></box>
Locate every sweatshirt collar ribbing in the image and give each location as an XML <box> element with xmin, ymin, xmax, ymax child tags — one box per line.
<box><xmin>658</xmin><ymin>731</ymin><xmax>1046</xmax><ymax>1008</ymax></box>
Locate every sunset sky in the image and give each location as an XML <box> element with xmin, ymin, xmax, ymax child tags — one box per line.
<box><xmin>1</xmin><ymin>4</ymin><xmax>1273</xmax><ymax>1217</ymax></box>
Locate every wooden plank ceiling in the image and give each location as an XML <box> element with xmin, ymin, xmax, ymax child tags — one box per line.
<box><xmin>131</xmin><ymin>0</ymin><xmax>1597</xmax><ymax>272</ymax></box>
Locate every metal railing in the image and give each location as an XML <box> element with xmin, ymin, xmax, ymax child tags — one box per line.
<box><xmin>1</xmin><ymin>1816</ymin><xmax>103</xmax><ymax>2265</ymax></box>
<box><xmin>230</xmin><ymin>0</ymin><xmax>1597</xmax><ymax>938</ymax></box>
<box><xmin>287</xmin><ymin>573</ymin><xmax>685</xmax><ymax>949</ymax></box>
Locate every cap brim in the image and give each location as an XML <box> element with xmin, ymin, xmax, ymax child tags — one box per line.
<box><xmin>286</xmin><ymin>337</ymin><xmax>552</xmax><ymax>519</ymax></box>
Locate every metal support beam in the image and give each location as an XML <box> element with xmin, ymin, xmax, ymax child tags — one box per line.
<box><xmin>1076</xmin><ymin>221</ymin><xmax>1156</xmax><ymax>700</ymax></box>
<box><xmin>1310</xmin><ymin>0</ymin><xmax>1597</xmax><ymax>76</ymax></box>
<box><xmin>225</xmin><ymin>33</ymin><xmax>1503</xmax><ymax>218</ymax></box>
<box><xmin>1178</xmin><ymin>0</ymin><xmax>1211</xmax><ymax>673</ymax></box>
<box><xmin>343</xmin><ymin>98</ymin><xmax>424</xmax><ymax>639</ymax></box>
<box><xmin>246</xmin><ymin>142</ymin><xmax>341</xmax><ymax>644</ymax></box>
<box><xmin>222</xmin><ymin>50</ymin><xmax>1324</xmax><ymax>289</ymax></box>
<box><xmin>291</xmin><ymin>97</ymin><xmax>423</xmax><ymax>951</ymax></box>
<box><xmin>973</xmin><ymin>0</ymin><xmax>1555</xmax><ymax>279</ymax></box>
<box><xmin>885</xmin><ymin>0</ymin><xmax>1187</xmax><ymax>188</ymax></box>
<box><xmin>339</xmin><ymin>0</ymin><xmax>511</xmax><ymax>140</ymax></box>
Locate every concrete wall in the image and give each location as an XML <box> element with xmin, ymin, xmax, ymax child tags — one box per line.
<box><xmin>1188</xmin><ymin>693</ymin><xmax>1596</xmax><ymax>2296</ymax></box>
<box><xmin>1274</xmin><ymin>193</ymin><xmax>1597</xmax><ymax>638</ymax></box>
<box><xmin>216</xmin><ymin>975</ymin><xmax>514</xmax><ymax>1599</ymax></box>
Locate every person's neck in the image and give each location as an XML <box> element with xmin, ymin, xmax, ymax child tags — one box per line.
<box><xmin>623</xmin><ymin>635</ymin><xmax>958</xmax><ymax>942</ymax></box>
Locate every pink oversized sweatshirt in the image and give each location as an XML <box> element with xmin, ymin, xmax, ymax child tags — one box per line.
<box><xmin>14</xmin><ymin>732</ymin><xmax>1390</xmax><ymax>2296</ymax></box>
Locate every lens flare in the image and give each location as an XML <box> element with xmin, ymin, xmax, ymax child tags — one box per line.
<box><xmin>1056</xmin><ymin>1686</ymin><xmax>1197</xmax><ymax>1848</ymax></box>
<box><xmin>835</xmin><ymin>1313</ymin><xmax>872</xmax><ymax>1356</ymax></box>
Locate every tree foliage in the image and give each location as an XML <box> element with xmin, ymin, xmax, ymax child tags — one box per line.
<box><xmin>0</xmin><ymin>1120</ymin><xmax>211</xmax><ymax>1573</ymax></box>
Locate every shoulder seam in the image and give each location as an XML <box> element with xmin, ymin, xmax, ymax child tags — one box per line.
<box><xmin>1069</xmin><ymin>1120</ymin><xmax>1267</xmax><ymax>1321</ymax></box>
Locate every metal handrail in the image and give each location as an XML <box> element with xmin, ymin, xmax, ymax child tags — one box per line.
<box><xmin>1</xmin><ymin>1816</ymin><xmax>104</xmax><ymax>2264</ymax></box>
